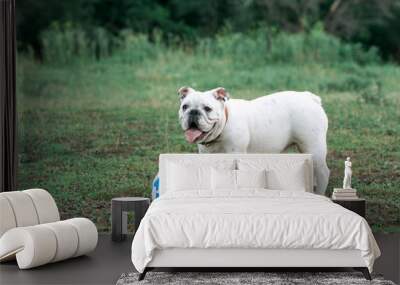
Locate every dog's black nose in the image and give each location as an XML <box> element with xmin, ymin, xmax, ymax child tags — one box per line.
<box><xmin>189</xmin><ymin>122</ymin><xmax>198</xmax><ymax>129</ymax></box>
<box><xmin>189</xmin><ymin>109</ymin><xmax>200</xmax><ymax>116</ymax></box>
<box><xmin>188</xmin><ymin>109</ymin><xmax>200</xmax><ymax>129</ymax></box>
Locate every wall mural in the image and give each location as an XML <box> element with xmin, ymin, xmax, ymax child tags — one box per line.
<box><xmin>16</xmin><ymin>1</ymin><xmax>400</xmax><ymax>233</ymax></box>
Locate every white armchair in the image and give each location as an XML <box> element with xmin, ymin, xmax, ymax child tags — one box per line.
<box><xmin>0</xmin><ymin>189</ymin><xmax>98</xmax><ymax>269</ymax></box>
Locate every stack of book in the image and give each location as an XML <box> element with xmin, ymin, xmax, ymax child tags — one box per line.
<box><xmin>332</xmin><ymin>188</ymin><xmax>358</xmax><ymax>200</ymax></box>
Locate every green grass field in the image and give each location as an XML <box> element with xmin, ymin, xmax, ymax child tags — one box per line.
<box><xmin>16</xmin><ymin>30</ymin><xmax>400</xmax><ymax>232</ymax></box>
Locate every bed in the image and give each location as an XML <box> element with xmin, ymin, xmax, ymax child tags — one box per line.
<box><xmin>131</xmin><ymin>154</ymin><xmax>380</xmax><ymax>280</ymax></box>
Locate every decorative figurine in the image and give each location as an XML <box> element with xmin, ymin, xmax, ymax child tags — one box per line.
<box><xmin>343</xmin><ymin>157</ymin><xmax>352</xmax><ymax>189</ymax></box>
<box><xmin>332</xmin><ymin>156</ymin><xmax>357</xmax><ymax>200</ymax></box>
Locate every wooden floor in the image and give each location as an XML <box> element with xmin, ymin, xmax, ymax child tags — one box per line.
<box><xmin>0</xmin><ymin>233</ymin><xmax>399</xmax><ymax>285</ymax></box>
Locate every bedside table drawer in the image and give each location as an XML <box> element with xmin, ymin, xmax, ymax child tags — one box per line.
<box><xmin>332</xmin><ymin>199</ymin><xmax>366</xmax><ymax>218</ymax></box>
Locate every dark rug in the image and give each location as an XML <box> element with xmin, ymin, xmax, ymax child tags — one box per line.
<box><xmin>116</xmin><ymin>272</ymin><xmax>396</xmax><ymax>285</ymax></box>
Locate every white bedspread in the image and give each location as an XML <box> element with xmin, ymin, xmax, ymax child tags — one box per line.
<box><xmin>131</xmin><ymin>190</ymin><xmax>380</xmax><ymax>273</ymax></box>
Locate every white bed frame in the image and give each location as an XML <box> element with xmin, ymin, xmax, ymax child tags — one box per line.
<box><xmin>139</xmin><ymin>154</ymin><xmax>371</xmax><ymax>280</ymax></box>
<box><xmin>148</xmin><ymin>249</ymin><xmax>365</xmax><ymax>268</ymax></box>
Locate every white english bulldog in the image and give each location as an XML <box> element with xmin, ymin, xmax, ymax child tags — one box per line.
<box><xmin>178</xmin><ymin>87</ymin><xmax>330</xmax><ymax>194</ymax></box>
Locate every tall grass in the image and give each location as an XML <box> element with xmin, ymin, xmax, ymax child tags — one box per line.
<box><xmin>41</xmin><ymin>22</ymin><xmax>113</xmax><ymax>64</ymax></box>
<box><xmin>40</xmin><ymin>22</ymin><xmax>381</xmax><ymax>66</ymax></box>
<box><xmin>198</xmin><ymin>25</ymin><xmax>381</xmax><ymax>66</ymax></box>
<box><xmin>37</xmin><ymin>22</ymin><xmax>387</xmax><ymax>106</ymax></box>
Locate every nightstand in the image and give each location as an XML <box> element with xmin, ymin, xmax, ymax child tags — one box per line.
<box><xmin>332</xmin><ymin>198</ymin><xmax>366</xmax><ymax>218</ymax></box>
<box><xmin>111</xmin><ymin>197</ymin><xmax>150</xmax><ymax>241</ymax></box>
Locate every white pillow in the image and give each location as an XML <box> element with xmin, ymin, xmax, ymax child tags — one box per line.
<box><xmin>211</xmin><ymin>168</ymin><xmax>268</xmax><ymax>191</ymax></box>
<box><xmin>167</xmin><ymin>163</ymin><xmax>211</xmax><ymax>192</ymax></box>
<box><xmin>266</xmin><ymin>164</ymin><xmax>307</xmax><ymax>191</ymax></box>
<box><xmin>236</xmin><ymin>169</ymin><xmax>268</xmax><ymax>189</ymax></box>
<box><xmin>211</xmin><ymin>168</ymin><xmax>236</xmax><ymax>190</ymax></box>
<box><xmin>237</xmin><ymin>159</ymin><xmax>308</xmax><ymax>192</ymax></box>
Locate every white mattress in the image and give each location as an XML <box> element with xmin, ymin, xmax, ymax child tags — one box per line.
<box><xmin>131</xmin><ymin>190</ymin><xmax>380</xmax><ymax>273</ymax></box>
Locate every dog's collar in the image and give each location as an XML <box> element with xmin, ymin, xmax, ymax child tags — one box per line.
<box><xmin>200</xmin><ymin>106</ymin><xmax>228</xmax><ymax>147</ymax></box>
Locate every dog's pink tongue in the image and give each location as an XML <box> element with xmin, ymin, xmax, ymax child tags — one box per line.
<box><xmin>185</xmin><ymin>129</ymin><xmax>203</xmax><ymax>143</ymax></box>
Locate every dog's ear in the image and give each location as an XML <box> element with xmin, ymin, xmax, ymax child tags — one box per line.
<box><xmin>213</xmin><ymin>87</ymin><xmax>230</xmax><ymax>102</ymax></box>
<box><xmin>178</xmin><ymin>86</ymin><xmax>194</xmax><ymax>100</ymax></box>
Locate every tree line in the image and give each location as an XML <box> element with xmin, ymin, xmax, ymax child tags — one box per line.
<box><xmin>17</xmin><ymin>0</ymin><xmax>400</xmax><ymax>62</ymax></box>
